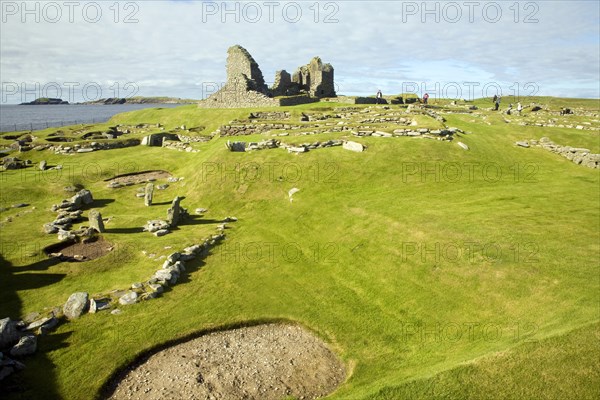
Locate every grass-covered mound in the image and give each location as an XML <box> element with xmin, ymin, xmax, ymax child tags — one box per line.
<box><xmin>0</xmin><ymin>97</ymin><xmax>598</xmax><ymax>399</ymax></box>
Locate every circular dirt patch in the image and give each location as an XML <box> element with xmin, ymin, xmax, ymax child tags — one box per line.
<box><xmin>105</xmin><ymin>170</ymin><xmax>172</xmax><ymax>185</ymax></box>
<box><xmin>44</xmin><ymin>236</ymin><xmax>113</xmax><ymax>262</ymax></box>
<box><xmin>104</xmin><ymin>323</ymin><xmax>346</xmax><ymax>400</ymax></box>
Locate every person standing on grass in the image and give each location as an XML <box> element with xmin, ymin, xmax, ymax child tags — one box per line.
<box><xmin>423</xmin><ymin>93</ymin><xmax>429</xmax><ymax>104</ymax></box>
<box><xmin>376</xmin><ymin>90</ymin><xmax>382</xmax><ymax>104</ymax></box>
<box><xmin>494</xmin><ymin>95</ymin><xmax>501</xmax><ymax>111</ymax></box>
<box><xmin>517</xmin><ymin>102</ymin><xmax>523</xmax><ymax>115</ymax></box>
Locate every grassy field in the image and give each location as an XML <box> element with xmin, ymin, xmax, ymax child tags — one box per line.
<box><xmin>0</xmin><ymin>97</ymin><xmax>598</xmax><ymax>399</ymax></box>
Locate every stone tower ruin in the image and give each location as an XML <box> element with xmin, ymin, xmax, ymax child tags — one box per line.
<box><xmin>291</xmin><ymin>57</ymin><xmax>336</xmax><ymax>98</ymax></box>
<box><xmin>226</xmin><ymin>45</ymin><xmax>269</xmax><ymax>94</ymax></box>
<box><xmin>199</xmin><ymin>45</ymin><xmax>336</xmax><ymax>108</ymax></box>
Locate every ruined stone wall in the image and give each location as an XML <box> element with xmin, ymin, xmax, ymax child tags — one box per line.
<box><xmin>525</xmin><ymin>137</ymin><xmax>599</xmax><ymax>168</ymax></box>
<box><xmin>198</xmin><ymin>45</ymin><xmax>336</xmax><ymax>108</ymax></box>
<box><xmin>271</xmin><ymin>70</ymin><xmax>293</xmax><ymax>97</ymax></box>
<box><xmin>289</xmin><ymin>58</ymin><xmax>335</xmax><ymax>98</ymax></box>
<box><xmin>217</xmin><ymin>123</ymin><xmax>289</xmax><ymax>136</ymax></box>
<box><xmin>200</xmin><ymin>88</ymin><xmax>317</xmax><ymax>109</ymax></box>
<box><xmin>199</xmin><ymin>85</ymin><xmax>279</xmax><ymax>108</ymax></box>
<box><xmin>249</xmin><ymin>111</ymin><xmax>290</xmax><ymax>120</ymax></box>
<box><xmin>141</xmin><ymin>133</ymin><xmax>179</xmax><ymax>146</ymax></box>
<box><xmin>291</xmin><ymin>66</ymin><xmax>309</xmax><ymax>93</ymax></box>
<box><xmin>226</xmin><ymin>45</ymin><xmax>268</xmax><ymax>93</ymax></box>
<box><xmin>199</xmin><ymin>45</ymin><xmax>277</xmax><ymax>108</ymax></box>
<box><xmin>307</xmin><ymin>57</ymin><xmax>335</xmax><ymax>97</ymax></box>
<box><xmin>278</xmin><ymin>95</ymin><xmax>319</xmax><ymax>106</ymax></box>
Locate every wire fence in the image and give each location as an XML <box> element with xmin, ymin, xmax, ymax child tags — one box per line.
<box><xmin>0</xmin><ymin>118</ymin><xmax>107</xmax><ymax>133</ymax></box>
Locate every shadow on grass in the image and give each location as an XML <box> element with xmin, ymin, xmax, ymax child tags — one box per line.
<box><xmin>0</xmin><ymin>254</ymin><xmax>65</xmax><ymax>399</ymax></box>
<box><xmin>104</xmin><ymin>216</ymin><xmax>222</xmax><ymax>234</ymax></box>
<box><xmin>16</xmin><ymin>257</ymin><xmax>62</xmax><ymax>272</ymax></box>
<box><xmin>104</xmin><ymin>227</ymin><xmax>143</xmax><ymax>234</ymax></box>
<box><xmin>2</xmin><ymin>331</ymin><xmax>72</xmax><ymax>399</ymax></box>
<box><xmin>10</xmin><ymin>272</ymin><xmax>67</xmax><ymax>292</ymax></box>
<box><xmin>177</xmin><ymin>216</ymin><xmax>222</xmax><ymax>227</ymax></box>
<box><xmin>149</xmin><ymin>201</ymin><xmax>172</xmax><ymax>206</ymax></box>
<box><xmin>0</xmin><ymin>253</ymin><xmax>22</xmax><ymax>322</ymax></box>
<box><xmin>0</xmin><ymin>254</ymin><xmax>66</xmax><ymax>318</ymax></box>
<box><xmin>82</xmin><ymin>199</ymin><xmax>115</xmax><ymax>210</ymax></box>
<box><xmin>169</xmin><ymin>258</ymin><xmax>207</xmax><ymax>286</ymax></box>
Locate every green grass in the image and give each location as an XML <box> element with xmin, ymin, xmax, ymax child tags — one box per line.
<box><xmin>0</xmin><ymin>96</ymin><xmax>598</xmax><ymax>399</ymax></box>
<box><xmin>371</xmin><ymin>322</ymin><xmax>600</xmax><ymax>399</ymax></box>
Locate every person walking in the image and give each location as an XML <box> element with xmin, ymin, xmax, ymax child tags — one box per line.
<box><xmin>494</xmin><ymin>95</ymin><xmax>501</xmax><ymax>111</ymax></box>
<box><xmin>376</xmin><ymin>90</ymin><xmax>383</xmax><ymax>104</ymax></box>
<box><xmin>423</xmin><ymin>93</ymin><xmax>429</xmax><ymax>105</ymax></box>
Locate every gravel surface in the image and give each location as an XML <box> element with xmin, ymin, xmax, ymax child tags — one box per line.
<box><xmin>105</xmin><ymin>323</ymin><xmax>346</xmax><ymax>400</ymax></box>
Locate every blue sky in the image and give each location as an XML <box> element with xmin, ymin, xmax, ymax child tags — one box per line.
<box><xmin>1</xmin><ymin>0</ymin><xmax>599</xmax><ymax>103</ymax></box>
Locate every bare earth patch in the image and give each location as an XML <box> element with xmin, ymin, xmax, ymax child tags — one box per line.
<box><xmin>105</xmin><ymin>170</ymin><xmax>172</xmax><ymax>185</ymax></box>
<box><xmin>105</xmin><ymin>323</ymin><xmax>346</xmax><ymax>400</ymax></box>
<box><xmin>44</xmin><ymin>237</ymin><xmax>113</xmax><ymax>262</ymax></box>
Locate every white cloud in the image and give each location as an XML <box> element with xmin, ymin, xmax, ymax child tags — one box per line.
<box><xmin>1</xmin><ymin>0</ymin><xmax>598</xmax><ymax>103</ymax></box>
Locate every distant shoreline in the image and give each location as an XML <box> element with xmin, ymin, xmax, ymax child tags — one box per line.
<box><xmin>19</xmin><ymin>97</ymin><xmax>198</xmax><ymax>106</ymax></box>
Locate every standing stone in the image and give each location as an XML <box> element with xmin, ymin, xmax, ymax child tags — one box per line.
<box><xmin>88</xmin><ymin>209</ymin><xmax>105</xmax><ymax>233</ymax></box>
<box><xmin>166</xmin><ymin>196</ymin><xmax>183</xmax><ymax>228</ymax></box>
<box><xmin>144</xmin><ymin>183</ymin><xmax>154</xmax><ymax>206</ymax></box>
<box><xmin>63</xmin><ymin>292</ymin><xmax>89</xmax><ymax>320</ymax></box>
